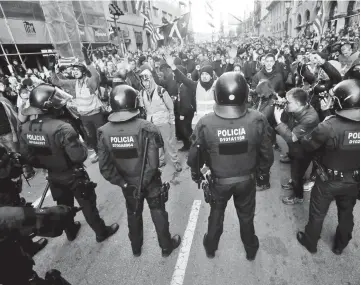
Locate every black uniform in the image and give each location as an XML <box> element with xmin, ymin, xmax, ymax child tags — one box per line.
<box><xmin>300</xmin><ymin>115</ymin><xmax>360</xmax><ymax>252</ymax></box>
<box><xmin>19</xmin><ymin>116</ymin><xmax>108</xmax><ymax>239</ymax></box>
<box><xmin>98</xmin><ymin>117</ymin><xmax>174</xmax><ymax>253</ymax></box>
<box><xmin>187</xmin><ymin>109</ymin><xmax>274</xmax><ymax>257</ymax></box>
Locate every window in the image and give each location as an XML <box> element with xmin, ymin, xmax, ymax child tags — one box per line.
<box><xmin>162</xmin><ymin>11</ymin><xmax>167</xmax><ymax>19</ymax></box>
<box><xmin>305</xmin><ymin>10</ymin><xmax>310</xmax><ymax>22</ymax></box>
<box><xmin>168</xmin><ymin>13</ymin><xmax>172</xmax><ymax>21</ymax></box>
<box><xmin>131</xmin><ymin>0</ymin><xmax>136</xmax><ymax>14</ymax></box>
<box><xmin>153</xmin><ymin>7</ymin><xmax>159</xmax><ymax>17</ymax></box>
<box><xmin>297</xmin><ymin>14</ymin><xmax>302</xmax><ymax>25</ymax></box>
<box><xmin>122</xmin><ymin>1</ymin><xmax>128</xmax><ymax>12</ymax></box>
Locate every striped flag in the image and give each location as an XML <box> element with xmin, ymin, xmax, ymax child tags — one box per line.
<box><xmin>140</xmin><ymin>2</ymin><xmax>160</xmax><ymax>43</ymax></box>
<box><xmin>313</xmin><ymin>3</ymin><xmax>325</xmax><ymax>41</ymax></box>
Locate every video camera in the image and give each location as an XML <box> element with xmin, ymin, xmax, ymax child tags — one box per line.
<box><xmin>271</xmin><ymin>98</ymin><xmax>288</xmax><ymax>109</ymax></box>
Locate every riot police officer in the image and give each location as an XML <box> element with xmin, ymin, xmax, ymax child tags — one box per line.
<box><xmin>97</xmin><ymin>84</ymin><xmax>181</xmax><ymax>257</ymax></box>
<box><xmin>187</xmin><ymin>72</ymin><xmax>274</xmax><ymax>260</ymax></box>
<box><xmin>0</xmin><ymin>205</ymin><xmax>77</xmax><ymax>284</ymax></box>
<box><xmin>0</xmin><ymin>145</ymin><xmax>48</xmax><ymax>257</ymax></box>
<box><xmin>297</xmin><ymin>79</ymin><xmax>360</xmax><ymax>255</ymax></box>
<box><xmin>19</xmin><ymin>84</ymin><xmax>119</xmax><ymax>243</ymax></box>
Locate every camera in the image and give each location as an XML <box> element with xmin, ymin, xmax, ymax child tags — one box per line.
<box><xmin>271</xmin><ymin>99</ymin><xmax>287</xmax><ymax>108</ymax></box>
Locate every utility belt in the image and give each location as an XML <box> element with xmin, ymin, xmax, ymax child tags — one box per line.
<box><xmin>201</xmin><ymin>173</ymin><xmax>254</xmax><ymax>204</ymax></box>
<box><xmin>314</xmin><ymin>162</ymin><xmax>359</xmax><ymax>182</ymax></box>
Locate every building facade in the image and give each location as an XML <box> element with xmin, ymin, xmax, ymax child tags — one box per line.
<box><xmin>105</xmin><ymin>0</ymin><xmax>188</xmax><ymax>51</ymax></box>
<box><xmin>289</xmin><ymin>0</ymin><xmax>360</xmax><ymax>38</ymax></box>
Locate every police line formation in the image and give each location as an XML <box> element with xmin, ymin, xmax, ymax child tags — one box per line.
<box><xmin>0</xmin><ymin>66</ymin><xmax>359</xmax><ymax>284</ymax></box>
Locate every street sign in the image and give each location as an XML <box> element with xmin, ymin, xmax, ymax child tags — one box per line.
<box><xmin>109</xmin><ymin>3</ymin><xmax>124</xmax><ymax>17</ymax></box>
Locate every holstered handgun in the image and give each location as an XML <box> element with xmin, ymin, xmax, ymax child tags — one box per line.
<box><xmin>160</xmin><ymin>182</ymin><xmax>170</xmax><ymax>204</ymax></box>
<box><xmin>202</xmin><ymin>171</ymin><xmax>214</xmax><ymax>204</ymax></box>
<box><xmin>73</xmin><ymin>167</ymin><xmax>97</xmax><ymax>199</ymax></box>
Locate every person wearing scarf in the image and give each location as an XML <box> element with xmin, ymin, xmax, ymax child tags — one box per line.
<box><xmin>166</xmin><ymin>57</ymin><xmax>216</xmax><ymax>125</ymax></box>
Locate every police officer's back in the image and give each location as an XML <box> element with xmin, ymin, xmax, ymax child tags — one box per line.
<box><xmin>187</xmin><ymin>72</ymin><xmax>274</xmax><ymax>260</ymax></box>
<box><xmin>297</xmin><ymin>79</ymin><xmax>360</xmax><ymax>255</ymax></box>
<box><xmin>97</xmin><ymin>84</ymin><xmax>181</xmax><ymax>257</ymax></box>
<box><xmin>19</xmin><ymin>84</ymin><xmax>119</xmax><ymax>243</ymax></box>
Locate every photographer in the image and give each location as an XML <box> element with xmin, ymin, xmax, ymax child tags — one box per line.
<box><xmin>274</xmin><ymin>88</ymin><xmax>319</xmax><ymax>205</ymax></box>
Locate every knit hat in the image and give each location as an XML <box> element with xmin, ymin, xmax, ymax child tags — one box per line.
<box><xmin>200</xmin><ymin>62</ymin><xmax>213</xmax><ymax>76</ymax></box>
<box><xmin>139</xmin><ymin>64</ymin><xmax>152</xmax><ymax>74</ymax></box>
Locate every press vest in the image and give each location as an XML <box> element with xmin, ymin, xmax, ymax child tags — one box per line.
<box><xmin>200</xmin><ymin>109</ymin><xmax>265</xmax><ymax>178</ymax></box>
<box><xmin>20</xmin><ymin>118</ymin><xmax>72</xmax><ymax>173</ymax></box>
<box><xmin>321</xmin><ymin>116</ymin><xmax>360</xmax><ymax>171</ymax></box>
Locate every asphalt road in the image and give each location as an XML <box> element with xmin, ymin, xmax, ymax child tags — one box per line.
<box><xmin>22</xmin><ymin>138</ymin><xmax>360</xmax><ymax>285</ymax></box>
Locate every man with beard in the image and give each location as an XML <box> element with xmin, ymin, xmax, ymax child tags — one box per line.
<box><xmin>165</xmin><ymin>56</ymin><xmax>216</xmax><ymax>125</ymax></box>
<box><xmin>138</xmin><ymin>66</ymin><xmax>182</xmax><ymax>172</ymax></box>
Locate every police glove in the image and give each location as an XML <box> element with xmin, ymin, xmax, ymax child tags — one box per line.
<box><xmin>191</xmin><ymin>171</ymin><xmax>204</xmax><ymax>184</ymax></box>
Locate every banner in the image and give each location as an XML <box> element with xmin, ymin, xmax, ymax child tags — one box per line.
<box><xmin>0</xmin><ymin>19</ymin><xmax>51</xmax><ymax>44</ymax></box>
<box><xmin>93</xmin><ymin>27</ymin><xmax>108</xmax><ymax>42</ymax></box>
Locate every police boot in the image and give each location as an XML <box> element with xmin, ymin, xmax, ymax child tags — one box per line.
<box><xmin>132</xmin><ymin>247</ymin><xmax>142</xmax><ymax>257</ymax></box>
<box><xmin>45</xmin><ymin>269</ymin><xmax>72</xmax><ymax>285</ymax></box>
<box><xmin>65</xmin><ymin>222</ymin><xmax>81</xmax><ymax>241</ymax></box>
<box><xmin>96</xmin><ymin>223</ymin><xmax>119</xmax><ymax>243</ymax></box>
<box><xmin>203</xmin><ymin>234</ymin><xmax>215</xmax><ymax>258</ymax></box>
<box><xmin>162</xmin><ymin>235</ymin><xmax>181</xmax><ymax>257</ymax></box>
<box><xmin>296</xmin><ymin>232</ymin><xmax>317</xmax><ymax>254</ymax></box>
<box><xmin>30</xmin><ymin>238</ymin><xmax>48</xmax><ymax>256</ymax></box>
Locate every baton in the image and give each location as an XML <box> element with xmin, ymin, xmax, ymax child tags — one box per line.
<box><xmin>37</xmin><ymin>180</ymin><xmax>50</xmax><ymax>209</ymax></box>
<box><xmin>197</xmin><ymin>144</ymin><xmax>201</xmax><ymax>189</ymax></box>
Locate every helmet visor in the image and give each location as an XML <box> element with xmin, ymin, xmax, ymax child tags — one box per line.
<box><xmin>50</xmin><ymin>87</ymin><xmax>73</xmax><ymax>109</ymax></box>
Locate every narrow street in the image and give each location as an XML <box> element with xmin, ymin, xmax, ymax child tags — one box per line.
<box><xmin>23</xmin><ymin>139</ymin><xmax>360</xmax><ymax>285</ymax></box>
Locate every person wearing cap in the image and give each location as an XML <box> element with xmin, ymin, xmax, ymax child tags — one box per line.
<box><xmin>19</xmin><ymin>83</ymin><xmax>119</xmax><ymax>243</ymax></box>
<box><xmin>97</xmin><ymin>84</ymin><xmax>181</xmax><ymax>257</ymax></box>
<box><xmin>137</xmin><ymin>64</ymin><xmax>182</xmax><ymax>172</ymax></box>
<box><xmin>297</xmin><ymin>79</ymin><xmax>360</xmax><ymax>255</ymax></box>
<box><xmin>50</xmin><ymin>48</ymin><xmax>103</xmax><ymax>164</ymax></box>
<box><xmin>187</xmin><ymin>72</ymin><xmax>274</xmax><ymax>260</ymax></box>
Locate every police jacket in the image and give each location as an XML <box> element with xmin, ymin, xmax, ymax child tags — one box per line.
<box><xmin>187</xmin><ymin>110</ymin><xmax>274</xmax><ymax>178</ymax></box>
<box><xmin>19</xmin><ymin>116</ymin><xmax>88</xmax><ymax>180</ymax></box>
<box><xmin>301</xmin><ymin>115</ymin><xmax>360</xmax><ymax>171</ymax></box>
<box><xmin>97</xmin><ymin>118</ymin><xmax>164</xmax><ymax>188</ymax></box>
<box><xmin>276</xmin><ymin>105</ymin><xmax>319</xmax><ymax>158</ymax></box>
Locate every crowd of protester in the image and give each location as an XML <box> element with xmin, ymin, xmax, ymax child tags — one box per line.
<box><xmin>0</xmin><ymin>24</ymin><xmax>359</xmax><ymax>182</ymax></box>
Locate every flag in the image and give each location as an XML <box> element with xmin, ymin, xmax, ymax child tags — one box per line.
<box><xmin>162</xmin><ymin>13</ymin><xmax>190</xmax><ymax>45</ymax></box>
<box><xmin>205</xmin><ymin>0</ymin><xmax>215</xmax><ymax>29</ymax></box>
<box><xmin>313</xmin><ymin>3</ymin><xmax>325</xmax><ymax>41</ymax></box>
<box><xmin>140</xmin><ymin>2</ymin><xmax>160</xmax><ymax>44</ymax></box>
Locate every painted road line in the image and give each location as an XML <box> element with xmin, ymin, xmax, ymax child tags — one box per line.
<box><xmin>32</xmin><ymin>191</ymin><xmax>51</xmax><ymax>208</ymax></box>
<box><xmin>170</xmin><ymin>200</ymin><xmax>202</xmax><ymax>285</ymax></box>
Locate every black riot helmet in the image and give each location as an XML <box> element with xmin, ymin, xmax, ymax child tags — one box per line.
<box><xmin>22</xmin><ymin>84</ymin><xmax>73</xmax><ymax>116</ymax></box>
<box><xmin>108</xmin><ymin>84</ymin><xmax>140</xmax><ymax>122</ymax></box>
<box><xmin>332</xmin><ymin>79</ymin><xmax>360</xmax><ymax>122</ymax></box>
<box><xmin>214</xmin><ymin>72</ymin><xmax>249</xmax><ymax>119</ymax></box>
<box><xmin>344</xmin><ymin>63</ymin><xmax>360</xmax><ymax>80</ymax></box>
